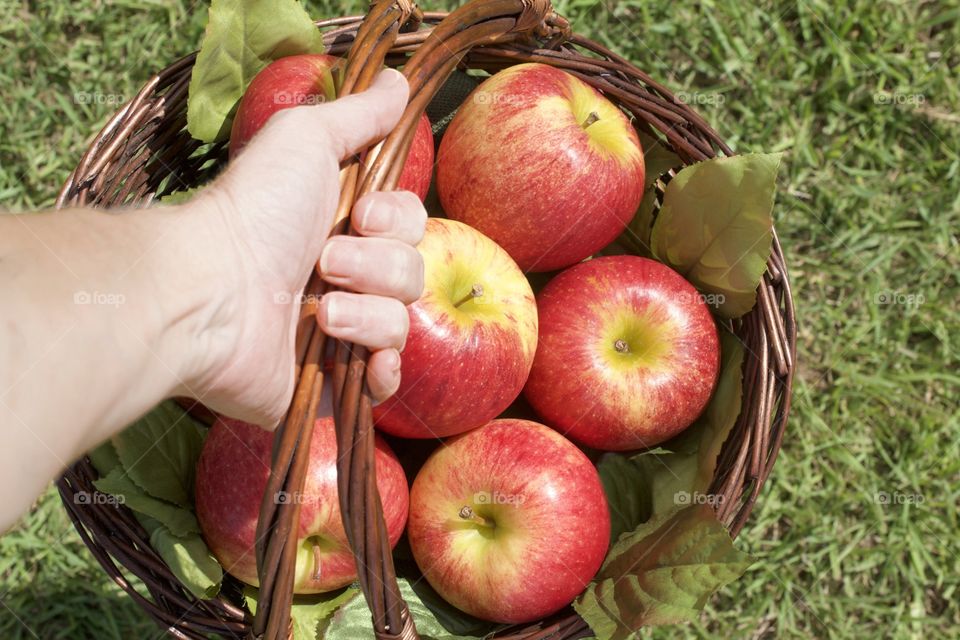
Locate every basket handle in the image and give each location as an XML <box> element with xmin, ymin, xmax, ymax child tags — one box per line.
<box><xmin>252</xmin><ymin>2</ymin><xmax>568</xmax><ymax>639</ymax></box>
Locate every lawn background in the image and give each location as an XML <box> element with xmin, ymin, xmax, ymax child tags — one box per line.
<box><xmin>1</xmin><ymin>0</ymin><xmax>958</xmax><ymax>638</ymax></box>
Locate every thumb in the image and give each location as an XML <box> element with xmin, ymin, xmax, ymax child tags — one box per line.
<box><xmin>318</xmin><ymin>69</ymin><xmax>410</xmax><ymax>160</ymax></box>
<box><xmin>229</xmin><ymin>68</ymin><xmax>408</xmax><ymax>172</ymax></box>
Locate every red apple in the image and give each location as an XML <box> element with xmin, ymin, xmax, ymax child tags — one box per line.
<box><xmin>195</xmin><ymin>416</ymin><xmax>409</xmax><ymax>593</ymax></box>
<box><xmin>436</xmin><ymin>62</ymin><xmax>645</xmax><ymax>272</ymax></box>
<box><xmin>396</xmin><ymin>109</ymin><xmax>435</xmax><ymax>200</ymax></box>
<box><xmin>229</xmin><ymin>54</ymin><xmax>340</xmax><ymax>158</ymax></box>
<box><xmin>373</xmin><ymin>218</ymin><xmax>538</xmax><ymax>439</ymax></box>
<box><xmin>407</xmin><ymin>419</ymin><xmax>610</xmax><ymax>623</ymax></box>
<box><xmin>230</xmin><ymin>54</ymin><xmax>434</xmax><ymax>200</ymax></box>
<box><xmin>524</xmin><ymin>256</ymin><xmax>720</xmax><ymax>450</ymax></box>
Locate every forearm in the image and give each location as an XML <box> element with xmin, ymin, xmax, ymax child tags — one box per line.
<box><xmin>0</xmin><ymin>201</ymin><xmax>230</xmax><ymax>530</ymax></box>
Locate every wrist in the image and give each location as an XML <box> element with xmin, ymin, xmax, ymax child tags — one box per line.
<box><xmin>145</xmin><ymin>193</ymin><xmax>247</xmax><ymax>400</ymax></box>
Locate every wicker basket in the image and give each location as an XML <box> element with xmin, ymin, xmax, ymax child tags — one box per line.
<box><xmin>55</xmin><ymin>1</ymin><xmax>797</xmax><ymax>638</ymax></box>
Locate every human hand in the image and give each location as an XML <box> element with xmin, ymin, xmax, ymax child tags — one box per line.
<box><xmin>178</xmin><ymin>69</ymin><xmax>425</xmax><ymax>428</ymax></box>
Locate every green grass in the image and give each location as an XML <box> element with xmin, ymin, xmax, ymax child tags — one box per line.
<box><xmin>2</xmin><ymin>0</ymin><xmax>959</xmax><ymax>638</ymax></box>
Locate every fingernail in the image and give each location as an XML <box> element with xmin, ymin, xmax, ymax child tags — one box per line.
<box><xmin>359</xmin><ymin>202</ymin><xmax>394</xmax><ymax>233</ymax></box>
<box><xmin>322</xmin><ymin>296</ymin><xmax>360</xmax><ymax>330</ymax></box>
<box><xmin>386</xmin><ymin>348</ymin><xmax>401</xmax><ymax>373</ymax></box>
<box><xmin>319</xmin><ymin>243</ymin><xmax>332</xmax><ymax>274</ymax></box>
<box><xmin>319</xmin><ymin>241</ymin><xmax>359</xmax><ymax>279</ymax></box>
<box><xmin>376</xmin><ymin>68</ymin><xmax>406</xmax><ymax>89</ymax></box>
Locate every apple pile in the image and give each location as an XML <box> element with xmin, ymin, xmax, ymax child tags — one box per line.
<box><xmin>195</xmin><ymin>59</ymin><xmax>722</xmax><ymax>625</ymax></box>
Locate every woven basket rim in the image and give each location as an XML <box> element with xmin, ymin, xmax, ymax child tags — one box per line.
<box><xmin>55</xmin><ymin>5</ymin><xmax>797</xmax><ymax>640</ymax></box>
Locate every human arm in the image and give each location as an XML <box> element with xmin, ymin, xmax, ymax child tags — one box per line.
<box><xmin>0</xmin><ymin>69</ymin><xmax>423</xmax><ymax>530</ymax></box>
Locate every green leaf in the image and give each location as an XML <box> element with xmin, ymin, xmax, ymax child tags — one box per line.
<box><xmin>187</xmin><ymin>0</ymin><xmax>326</xmax><ymax>142</ymax></box>
<box><xmin>638</xmin><ymin>132</ymin><xmax>681</xmax><ymax>188</ymax></box>
<box><xmin>598</xmin><ymin>453</ymin><xmax>652</xmax><ymax>544</ymax></box>
<box><xmin>111</xmin><ymin>401</ymin><xmax>205</xmax><ymax>509</ymax></box>
<box><xmin>407</xmin><ymin>579</ymin><xmax>497</xmax><ymax>638</ymax></box>
<box><xmin>87</xmin><ymin>440</ymin><xmax>122</xmax><ymax>477</ymax></box>
<box><xmin>325</xmin><ymin>577</ymin><xmax>492</xmax><ymax>640</ymax></box>
<box><xmin>620</xmin><ymin>189</ymin><xmax>659</xmax><ymax>256</ymax></box>
<box><xmin>599</xmin><ymin>447</ymin><xmax>703</xmax><ymax>546</ymax></box>
<box><xmin>245</xmin><ymin>585</ymin><xmax>360</xmax><ymax>640</ymax></box>
<box><xmin>140</xmin><ymin>515</ymin><xmax>222</xmax><ymax>599</ymax></box>
<box><xmin>619</xmin><ymin>134</ymin><xmax>680</xmax><ymax>256</ymax></box>
<box><xmin>650</xmin><ymin>153</ymin><xmax>781</xmax><ymax>318</ymax></box>
<box><xmin>691</xmin><ymin>331</ymin><xmax>745</xmax><ymax>492</ymax></box>
<box><xmin>644</xmin><ymin>449</ymin><xmax>700</xmax><ymax>517</ymax></box>
<box><xmin>93</xmin><ymin>468</ymin><xmax>200</xmax><ymax>537</ymax></box>
<box><xmin>574</xmin><ymin>505</ymin><xmax>753</xmax><ymax>639</ymax></box>
<box><xmin>159</xmin><ymin>186</ymin><xmax>203</xmax><ymax>205</ymax></box>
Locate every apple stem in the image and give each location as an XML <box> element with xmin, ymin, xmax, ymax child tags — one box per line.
<box><xmin>614</xmin><ymin>339</ymin><xmax>630</xmax><ymax>353</ymax></box>
<box><xmin>312</xmin><ymin>543</ymin><xmax>322</xmax><ymax>581</ymax></box>
<box><xmin>582</xmin><ymin>111</ymin><xmax>601</xmax><ymax>129</ymax></box>
<box><xmin>459</xmin><ymin>505</ymin><xmax>494</xmax><ymax>528</ymax></box>
<box><xmin>453</xmin><ymin>284</ymin><xmax>484</xmax><ymax>308</ymax></box>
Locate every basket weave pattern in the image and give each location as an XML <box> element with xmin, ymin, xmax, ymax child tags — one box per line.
<box><xmin>56</xmin><ymin>2</ymin><xmax>797</xmax><ymax>639</ymax></box>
